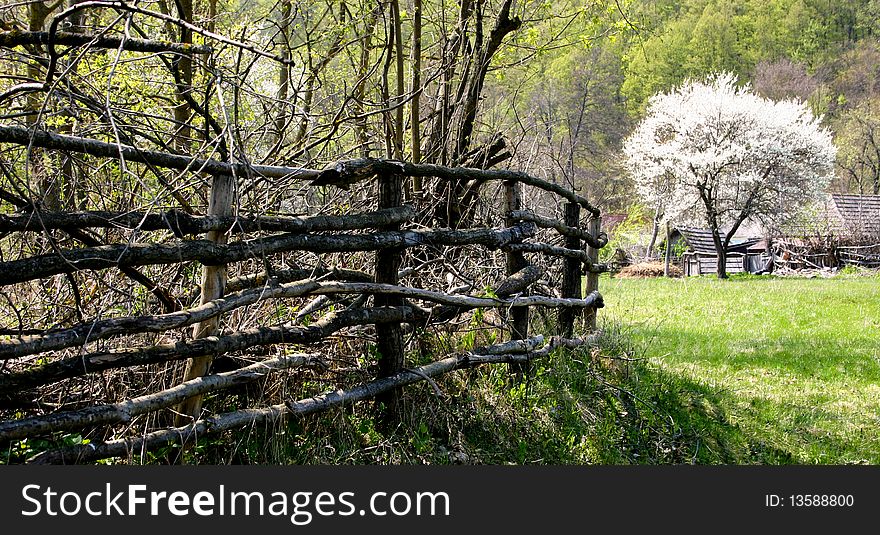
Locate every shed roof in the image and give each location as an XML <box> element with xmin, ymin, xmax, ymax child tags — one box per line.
<box><xmin>828</xmin><ymin>194</ymin><xmax>880</xmax><ymax>237</ymax></box>
<box><xmin>675</xmin><ymin>227</ymin><xmax>762</xmax><ymax>254</ymax></box>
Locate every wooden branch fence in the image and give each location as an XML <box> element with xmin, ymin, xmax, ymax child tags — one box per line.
<box><xmin>0</xmin><ymin>140</ymin><xmax>608</xmax><ymax>465</ymax></box>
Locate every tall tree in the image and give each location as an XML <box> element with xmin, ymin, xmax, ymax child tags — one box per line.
<box><xmin>836</xmin><ymin>97</ymin><xmax>880</xmax><ymax>194</ymax></box>
<box><xmin>624</xmin><ymin>73</ymin><xmax>836</xmax><ymax>278</ymax></box>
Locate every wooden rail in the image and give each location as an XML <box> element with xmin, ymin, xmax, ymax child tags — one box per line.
<box><xmin>0</xmin><ymin>130</ymin><xmax>608</xmax><ymax>463</ymax></box>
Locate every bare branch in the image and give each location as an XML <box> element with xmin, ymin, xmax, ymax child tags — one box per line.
<box><xmin>0</xmin><ymin>306</ymin><xmax>425</xmax><ymax>394</ymax></box>
<box><xmin>25</xmin><ymin>335</ymin><xmax>598</xmax><ymax>464</ymax></box>
<box><xmin>0</xmin><ymin>30</ymin><xmax>213</xmax><ymax>54</ymax></box>
<box><xmin>0</xmin><ymin>223</ymin><xmax>536</xmax><ymax>286</ymax></box>
<box><xmin>0</xmin><ymin>125</ymin><xmax>319</xmax><ymax>179</ymax></box>
<box><xmin>508</xmin><ymin>209</ymin><xmax>609</xmax><ymax>248</ymax></box>
<box><xmin>0</xmin><ymin>206</ymin><xmax>416</xmax><ymax>235</ymax></box>
<box><xmin>0</xmin><ymin>353</ymin><xmax>323</xmax><ymax>442</ymax></box>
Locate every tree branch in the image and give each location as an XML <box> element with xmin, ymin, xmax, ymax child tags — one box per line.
<box><xmin>25</xmin><ymin>335</ymin><xmax>598</xmax><ymax>463</ymax></box>
<box><xmin>0</xmin><ymin>30</ymin><xmax>213</xmax><ymax>54</ymax></box>
<box><xmin>0</xmin><ymin>306</ymin><xmax>425</xmax><ymax>394</ymax></box>
<box><xmin>0</xmin><ymin>206</ymin><xmax>416</xmax><ymax>236</ymax></box>
<box><xmin>508</xmin><ymin>209</ymin><xmax>608</xmax><ymax>248</ymax></box>
<box><xmin>0</xmin><ymin>352</ymin><xmax>324</xmax><ymax>442</ymax></box>
<box><xmin>313</xmin><ymin>157</ymin><xmax>600</xmax><ymax>215</ymax></box>
<box><xmin>502</xmin><ymin>242</ymin><xmax>609</xmax><ymax>273</ymax></box>
<box><xmin>0</xmin><ymin>125</ymin><xmax>319</xmax><ymax>180</ymax></box>
<box><xmin>0</xmin><ymin>223</ymin><xmax>536</xmax><ymax>286</ymax></box>
<box><xmin>0</xmin><ymin>127</ymin><xmax>600</xmax><ymax>215</ymax></box>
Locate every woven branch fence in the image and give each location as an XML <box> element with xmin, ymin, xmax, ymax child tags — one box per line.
<box><xmin>0</xmin><ymin>19</ymin><xmax>608</xmax><ymax>463</ymax></box>
<box><xmin>0</xmin><ymin>144</ymin><xmax>607</xmax><ymax>463</ymax></box>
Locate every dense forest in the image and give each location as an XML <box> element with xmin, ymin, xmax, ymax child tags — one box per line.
<box><xmin>497</xmin><ymin>0</ymin><xmax>880</xmax><ymax>207</ymax></box>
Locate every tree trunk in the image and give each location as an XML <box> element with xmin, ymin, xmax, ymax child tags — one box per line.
<box><xmin>410</xmin><ymin>0</ymin><xmax>423</xmax><ymax>196</ymax></box>
<box><xmin>273</xmin><ymin>0</ymin><xmax>292</xmax><ymax>145</ymax></box>
<box><xmin>173</xmin><ymin>0</ymin><xmax>193</xmax><ymax>150</ymax></box>
<box><xmin>26</xmin><ymin>2</ymin><xmax>53</xmax><ymax>209</ymax></box>
<box><xmin>504</xmin><ymin>181</ymin><xmax>529</xmax><ymax>375</ymax></box>
<box><xmin>716</xmin><ymin>248</ymin><xmax>728</xmax><ymax>279</ymax></box>
<box><xmin>57</xmin><ymin>0</ymin><xmax>88</xmax><ymax>211</ymax></box>
<box><xmin>711</xmin><ymin>229</ymin><xmax>728</xmax><ymax>279</ymax></box>
<box><xmin>664</xmin><ymin>222</ymin><xmax>672</xmax><ymax>277</ymax></box>
<box><xmin>454</xmin><ymin>0</ymin><xmax>520</xmax><ymax>163</ymax></box>
<box><xmin>646</xmin><ymin>212</ymin><xmax>661</xmax><ymax>261</ymax></box>
<box><xmin>391</xmin><ymin>0</ymin><xmax>405</xmax><ymax>160</ymax></box>
<box><xmin>354</xmin><ymin>9</ymin><xmax>379</xmax><ymax>157</ymax></box>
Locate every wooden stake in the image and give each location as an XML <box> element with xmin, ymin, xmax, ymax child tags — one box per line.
<box><xmin>585</xmin><ymin>216</ymin><xmax>601</xmax><ymax>331</ymax></box>
<box><xmin>504</xmin><ymin>181</ymin><xmax>530</xmax><ymax>375</ymax></box>
<box><xmin>375</xmin><ymin>173</ymin><xmax>405</xmax><ymax>419</ymax></box>
<box><xmin>176</xmin><ymin>173</ymin><xmax>235</xmax><ymax>424</ymax></box>
<box><xmin>559</xmin><ymin>203</ymin><xmax>581</xmax><ymax>337</ymax></box>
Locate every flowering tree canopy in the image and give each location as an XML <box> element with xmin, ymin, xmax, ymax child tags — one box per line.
<box><xmin>623</xmin><ymin>73</ymin><xmax>837</xmax><ymax>278</ymax></box>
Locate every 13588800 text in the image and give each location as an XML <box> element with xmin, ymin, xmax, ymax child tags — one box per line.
<box><xmin>765</xmin><ymin>494</ymin><xmax>855</xmax><ymax>507</ymax></box>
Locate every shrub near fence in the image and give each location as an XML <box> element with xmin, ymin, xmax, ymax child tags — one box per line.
<box><xmin>0</xmin><ymin>136</ymin><xmax>608</xmax><ymax>462</ymax></box>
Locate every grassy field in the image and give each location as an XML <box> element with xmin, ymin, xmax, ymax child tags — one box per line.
<box><xmin>145</xmin><ymin>273</ymin><xmax>880</xmax><ymax>466</ymax></box>
<box><xmin>11</xmin><ymin>273</ymin><xmax>874</xmax><ymax>466</ymax></box>
<box><xmin>600</xmin><ymin>273</ymin><xmax>880</xmax><ymax>464</ymax></box>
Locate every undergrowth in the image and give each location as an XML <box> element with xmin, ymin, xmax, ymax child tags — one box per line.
<box><xmin>13</xmin><ymin>276</ymin><xmax>862</xmax><ymax>465</ymax></box>
<box><xmin>170</xmin><ymin>320</ymin><xmax>768</xmax><ymax>466</ymax></box>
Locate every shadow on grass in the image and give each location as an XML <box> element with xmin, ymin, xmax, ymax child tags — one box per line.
<box><xmin>187</xmin><ymin>347</ymin><xmax>798</xmax><ymax>466</ymax></box>
<box><xmin>439</xmin><ymin>357</ymin><xmax>795</xmax><ymax>465</ymax></box>
<box><xmin>613</xmin><ymin>323</ymin><xmax>880</xmax><ymax>464</ymax></box>
<box><xmin>147</xmin><ymin>317</ymin><xmax>873</xmax><ymax>465</ymax></box>
<box><xmin>551</xmin><ymin>353</ymin><xmax>798</xmax><ymax>464</ymax></box>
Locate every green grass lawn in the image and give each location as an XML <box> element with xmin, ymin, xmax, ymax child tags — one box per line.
<box><xmin>600</xmin><ymin>273</ymin><xmax>880</xmax><ymax>464</ymax></box>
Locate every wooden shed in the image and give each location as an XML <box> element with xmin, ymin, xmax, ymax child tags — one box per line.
<box><xmin>826</xmin><ymin>194</ymin><xmax>880</xmax><ymax>236</ymax></box>
<box><xmin>824</xmin><ymin>194</ymin><xmax>880</xmax><ymax>266</ymax></box>
<box><xmin>672</xmin><ymin>227</ymin><xmax>770</xmax><ymax>276</ymax></box>
<box><xmin>772</xmin><ymin>194</ymin><xmax>880</xmax><ymax>268</ymax></box>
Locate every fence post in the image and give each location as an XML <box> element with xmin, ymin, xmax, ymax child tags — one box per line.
<box><xmin>176</xmin><ymin>172</ymin><xmax>235</xmax><ymax>425</ymax></box>
<box><xmin>504</xmin><ymin>180</ymin><xmax>530</xmax><ymax>375</ymax></box>
<box><xmin>559</xmin><ymin>202</ymin><xmax>581</xmax><ymax>338</ymax></box>
<box><xmin>585</xmin><ymin>216</ymin><xmax>601</xmax><ymax>331</ymax></box>
<box><xmin>375</xmin><ymin>172</ymin><xmax>405</xmax><ymax>420</ymax></box>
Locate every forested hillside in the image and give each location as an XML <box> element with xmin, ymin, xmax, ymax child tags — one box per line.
<box><xmin>3</xmin><ymin>1</ymin><xmax>878</xmax><ymax>208</ymax></box>
<box><xmin>489</xmin><ymin>0</ymin><xmax>880</xmax><ymax>207</ymax></box>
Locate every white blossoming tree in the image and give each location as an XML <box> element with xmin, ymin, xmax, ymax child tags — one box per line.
<box><xmin>623</xmin><ymin>73</ymin><xmax>837</xmax><ymax>278</ymax></box>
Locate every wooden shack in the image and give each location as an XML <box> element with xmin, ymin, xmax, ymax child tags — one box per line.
<box><xmin>827</xmin><ymin>194</ymin><xmax>880</xmax><ymax>266</ymax></box>
<box><xmin>772</xmin><ymin>194</ymin><xmax>880</xmax><ymax>269</ymax></box>
<box><xmin>671</xmin><ymin>227</ymin><xmax>770</xmax><ymax>276</ymax></box>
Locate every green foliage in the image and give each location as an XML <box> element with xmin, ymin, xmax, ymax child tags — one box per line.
<box><xmin>3</xmin><ymin>434</ymin><xmax>90</xmax><ymax>464</ymax></box>
<box><xmin>836</xmin><ymin>264</ymin><xmax>862</xmax><ymax>276</ymax></box>
<box><xmin>617</xmin><ymin>0</ymin><xmax>880</xmax><ymax>112</ymax></box>
<box><xmin>599</xmin><ymin>203</ymin><xmax>650</xmax><ymax>263</ymax></box>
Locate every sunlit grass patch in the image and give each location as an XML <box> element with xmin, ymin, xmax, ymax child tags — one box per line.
<box><xmin>601</xmin><ymin>274</ymin><xmax>880</xmax><ymax>464</ymax></box>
